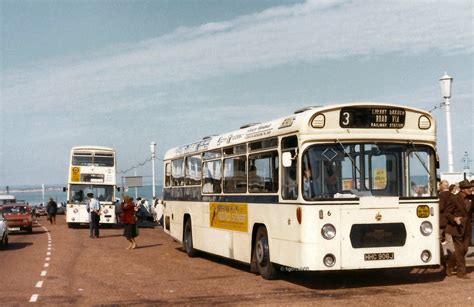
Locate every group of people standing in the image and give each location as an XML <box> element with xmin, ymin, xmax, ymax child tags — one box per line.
<box><xmin>83</xmin><ymin>193</ymin><xmax>163</xmax><ymax>250</ymax></box>
<box><xmin>85</xmin><ymin>193</ymin><xmax>140</xmax><ymax>249</ymax></box>
<box><xmin>439</xmin><ymin>179</ymin><xmax>474</xmax><ymax>279</ymax></box>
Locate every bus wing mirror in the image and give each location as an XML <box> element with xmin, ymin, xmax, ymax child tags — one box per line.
<box><xmin>282</xmin><ymin>152</ymin><xmax>292</xmax><ymax>168</ymax></box>
<box><xmin>116</xmin><ymin>187</ymin><xmax>121</xmax><ymax>192</ymax></box>
<box><xmin>62</xmin><ymin>187</ymin><xmax>67</xmax><ymax>192</ymax></box>
<box><xmin>435</xmin><ymin>154</ymin><xmax>440</xmax><ymax>169</ymax></box>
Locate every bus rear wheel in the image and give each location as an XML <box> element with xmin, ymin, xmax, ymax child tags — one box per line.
<box><xmin>254</xmin><ymin>226</ymin><xmax>278</xmax><ymax>280</ymax></box>
<box><xmin>183</xmin><ymin>218</ymin><xmax>197</xmax><ymax>257</ymax></box>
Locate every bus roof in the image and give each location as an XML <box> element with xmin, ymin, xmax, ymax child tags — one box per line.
<box><xmin>71</xmin><ymin>145</ymin><xmax>115</xmax><ymax>152</ymax></box>
<box><xmin>164</xmin><ymin>102</ymin><xmax>434</xmax><ymax>160</ymax></box>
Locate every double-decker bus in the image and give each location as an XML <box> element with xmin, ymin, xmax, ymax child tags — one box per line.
<box><xmin>162</xmin><ymin>102</ymin><xmax>440</xmax><ymax>279</ymax></box>
<box><xmin>66</xmin><ymin>146</ymin><xmax>117</xmax><ymax>228</ymax></box>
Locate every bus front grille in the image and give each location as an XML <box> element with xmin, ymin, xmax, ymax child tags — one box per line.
<box><xmin>349</xmin><ymin>223</ymin><xmax>406</xmax><ymax>248</ymax></box>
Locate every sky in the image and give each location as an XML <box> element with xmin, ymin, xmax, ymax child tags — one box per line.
<box><xmin>0</xmin><ymin>0</ymin><xmax>473</xmax><ymax>187</ymax></box>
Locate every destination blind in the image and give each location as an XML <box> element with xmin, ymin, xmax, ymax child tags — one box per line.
<box><xmin>339</xmin><ymin>107</ymin><xmax>406</xmax><ymax>129</ymax></box>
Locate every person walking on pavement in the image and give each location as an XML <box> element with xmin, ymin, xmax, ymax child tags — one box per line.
<box><xmin>46</xmin><ymin>198</ymin><xmax>58</xmax><ymax>224</ymax></box>
<box><xmin>87</xmin><ymin>193</ymin><xmax>101</xmax><ymax>238</ymax></box>
<box><xmin>445</xmin><ymin>180</ymin><xmax>473</xmax><ymax>279</ymax></box>
<box><xmin>121</xmin><ymin>196</ymin><xmax>138</xmax><ymax>250</ymax></box>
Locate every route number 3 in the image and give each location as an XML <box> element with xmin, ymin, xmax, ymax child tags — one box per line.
<box><xmin>341</xmin><ymin>112</ymin><xmax>350</xmax><ymax>126</ymax></box>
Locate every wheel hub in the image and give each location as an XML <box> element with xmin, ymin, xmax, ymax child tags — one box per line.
<box><xmin>256</xmin><ymin>238</ymin><xmax>268</xmax><ymax>264</ymax></box>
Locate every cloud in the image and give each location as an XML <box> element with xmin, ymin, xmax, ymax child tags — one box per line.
<box><xmin>2</xmin><ymin>0</ymin><xmax>472</xmax><ymax>115</ymax></box>
<box><xmin>1</xmin><ymin>0</ymin><xmax>473</xmax><ymax>185</ymax></box>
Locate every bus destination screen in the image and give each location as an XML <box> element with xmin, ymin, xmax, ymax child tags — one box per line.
<box><xmin>339</xmin><ymin>107</ymin><xmax>406</xmax><ymax>129</ymax></box>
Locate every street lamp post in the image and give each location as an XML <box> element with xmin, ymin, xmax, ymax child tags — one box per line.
<box><xmin>150</xmin><ymin>142</ymin><xmax>156</xmax><ymax>199</ymax></box>
<box><xmin>439</xmin><ymin>72</ymin><xmax>454</xmax><ymax>173</ymax></box>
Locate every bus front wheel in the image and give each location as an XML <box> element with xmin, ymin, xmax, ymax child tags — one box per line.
<box><xmin>183</xmin><ymin>218</ymin><xmax>197</xmax><ymax>257</ymax></box>
<box><xmin>254</xmin><ymin>226</ymin><xmax>278</xmax><ymax>280</ymax></box>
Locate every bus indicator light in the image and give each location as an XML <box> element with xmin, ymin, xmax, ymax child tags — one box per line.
<box><xmin>296</xmin><ymin>207</ymin><xmax>302</xmax><ymax>224</ymax></box>
<box><xmin>416</xmin><ymin>205</ymin><xmax>430</xmax><ymax>218</ymax></box>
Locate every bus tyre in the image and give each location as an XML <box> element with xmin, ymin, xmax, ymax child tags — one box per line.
<box><xmin>183</xmin><ymin>218</ymin><xmax>197</xmax><ymax>257</ymax></box>
<box><xmin>254</xmin><ymin>226</ymin><xmax>278</xmax><ymax>280</ymax></box>
<box><xmin>27</xmin><ymin>226</ymin><xmax>33</xmax><ymax>233</ymax></box>
<box><xmin>67</xmin><ymin>223</ymin><xmax>74</xmax><ymax>229</ymax></box>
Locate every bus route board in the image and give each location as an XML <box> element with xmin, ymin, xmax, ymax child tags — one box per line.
<box><xmin>339</xmin><ymin>107</ymin><xmax>406</xmax><ymax>129</ymax></box>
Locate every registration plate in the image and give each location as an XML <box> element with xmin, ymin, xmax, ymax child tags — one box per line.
<box><xmin>364</xmin><ymin>252</ymin><xmax>394</xmax><ymax>261</ymax></box>
<box><xmin>8</xmin><ymin>227</ymin><xmax>20</xmax><ymax>231</ymax></box>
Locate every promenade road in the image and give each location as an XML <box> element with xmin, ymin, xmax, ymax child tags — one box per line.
<box><xmin>0</xmin><ymin>215</ymin><xmax>472</xmax><ymax>306</ymax></box>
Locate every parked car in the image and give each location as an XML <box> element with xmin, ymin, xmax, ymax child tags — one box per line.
<box><xmin>0</xmin><ymin>211</ymin><xmax>8</xmax><ymax>248</ymax></box>
<box><xmin>1</xmin><ymin>204</ymin><xmax>33</xmax><ymax>233</ymax></box>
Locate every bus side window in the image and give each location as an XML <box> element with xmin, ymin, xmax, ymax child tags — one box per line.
<box><xmin>165</xmin><ymin>163</ymin><xmax>171</xmax><ymax>187</ymax></box>
<box><xmin>202</xmin><ymin>160</ymin><xmax>222</xmax><ymax>194</ymax></box>
<box><xmin>171</xmin><ymin>159</ymin><xmax>184</xmax><ymax>186</ymax></box>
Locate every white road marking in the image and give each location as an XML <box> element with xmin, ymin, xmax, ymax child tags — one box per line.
<box><xmin>29</xmin><ymin>294</ymin><xmax>38</xmax><ymax>302</ymax></box>
<box><xmin>30</xmin><ymin>224</ymin><xmax>51</xmax><ymax>303</ymax></box>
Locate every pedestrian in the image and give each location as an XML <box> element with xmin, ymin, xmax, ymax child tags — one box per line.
<box><xmin>449</xmin><ymin>184</ymin><xmax>459</xmax><ymax>195</ymax></box>
<box><xmin>114</xmin><ymin>199</ymin><xmax>122</xmax><ymax>224</ymax></box>
<box><xmin>46</xmin><ymin>197</ymin><xmax>58</xmax><ymax>224</ymax></box>
<box><xmin>121</xmin><ymin>195</ymin><xmax>138</xmax><ymax>249</ymax></box>
<box><xmin>438</xmin><ymin>180</ymin><xmax>452</xmax><ymax>267</ymax></box>
<box><xmin>439</xmin><ymin>180</ymin><xmax>451</xmax><ymax>242</ymax></box>
<box><xmin>445</xmin><ymin>180</ymin><xmax>473</xmax><ymax>279</ymax></box>
<box><xmin>87</xmin><ymin>193</ymin><xmax>101</xmax><ymax>238</ymax></box>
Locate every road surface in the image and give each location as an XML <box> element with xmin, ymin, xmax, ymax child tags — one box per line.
<box><xmin>1</xmin><ymin>215</ymin><xmax>472</xmax><ymax>306</ymax></box>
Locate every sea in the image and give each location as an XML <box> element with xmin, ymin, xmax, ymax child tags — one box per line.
<box><xmin>1</xmin><ymin>185</ymin><xmax>163</xmax><ymax>205</ymax></box>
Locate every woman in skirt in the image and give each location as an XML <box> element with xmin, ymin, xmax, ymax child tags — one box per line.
<box><xmin>121</xmin><ymin>196</ymin><xmax>138</xmax><ymax>249</ymax></box>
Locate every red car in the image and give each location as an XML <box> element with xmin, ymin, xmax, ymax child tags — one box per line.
<box><xmin>1</xmin><ymin>204</ymin><xmax>33</xmax><ymax>233</ymax></box>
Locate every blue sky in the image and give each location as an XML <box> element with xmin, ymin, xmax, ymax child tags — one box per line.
<box><xmin>1</xmin><ymin>0</ymin><xmax>472</xmax><ymax>186</ymax></box>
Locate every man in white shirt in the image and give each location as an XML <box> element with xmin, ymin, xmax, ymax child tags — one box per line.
<box><xmin>87</xmin><ymin>193</ymin><xmax>101</xmax><ymax>238</ymax></box>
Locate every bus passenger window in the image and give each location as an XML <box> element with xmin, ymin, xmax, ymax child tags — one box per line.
<box><xmin>202</xmin><ymin>160</ymin><xmax>222</xmax><ymax>194</ymax></box>
<box><xmin>171</xmin><ymin>159</ymin><xmax>184</xmax><ymax>186</ymax></box>
<box><xmin>223</xmin><ymin>156</ymin><xmax>247</xmax><ymax>193</ymax></box>
<box><xmin>185</xmin><ymin>155</ymin><xmax>202</xmax><ymax>186</ymax></box>
<box><xmin>249</xmin><ymin>151</ymin><xmax>278</xmax><ymax>193</ymax></box>
<box><xmin>165</xmin><ymin>163</ymin><xmax>171</xmax><ymax>187</ymax></box>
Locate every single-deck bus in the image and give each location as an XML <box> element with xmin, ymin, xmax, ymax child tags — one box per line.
<box><xmin>162</xmin><ymin>102</ymin><xmax>440</xmax><ymax>279</ymax></box>
<box><xmin>66</xmin><ymin>146</ymin><xmax>117</xmax><ymax>228</ymax></box>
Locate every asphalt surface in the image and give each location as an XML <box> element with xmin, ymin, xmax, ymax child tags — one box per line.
<box><xmin>1</xmin><ymin>215</ymin><xmax>473</xmax><ymax>306</ymax></box>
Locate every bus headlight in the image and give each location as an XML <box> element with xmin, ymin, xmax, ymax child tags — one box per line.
<box><xmin>323</xmin><ymin>254</ymin><xmax>336</xmax><ymax>267</ymax></box>
<box><xmin>73</xmin><ymin>208</ymin><xmax>79</xmax><ymax>213</ymax></box>
<box><xmin>420</xmin><ymin>221</ymin><xmax>433</xmax><ymax>236</ymax></box>
<box><xmin>321</xmin><ymin>224</ymin><xmax>336</xmax><ymax>240</ymax></box>
<box><xmin>103</xmin><ymin>209</ymin><xmax>109</xmax><ymax>214</ymax></box>
<box><xmin>421</xmin><ymin>250</ymin><xmax>432</xmax><ymax>263</ymax></box>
